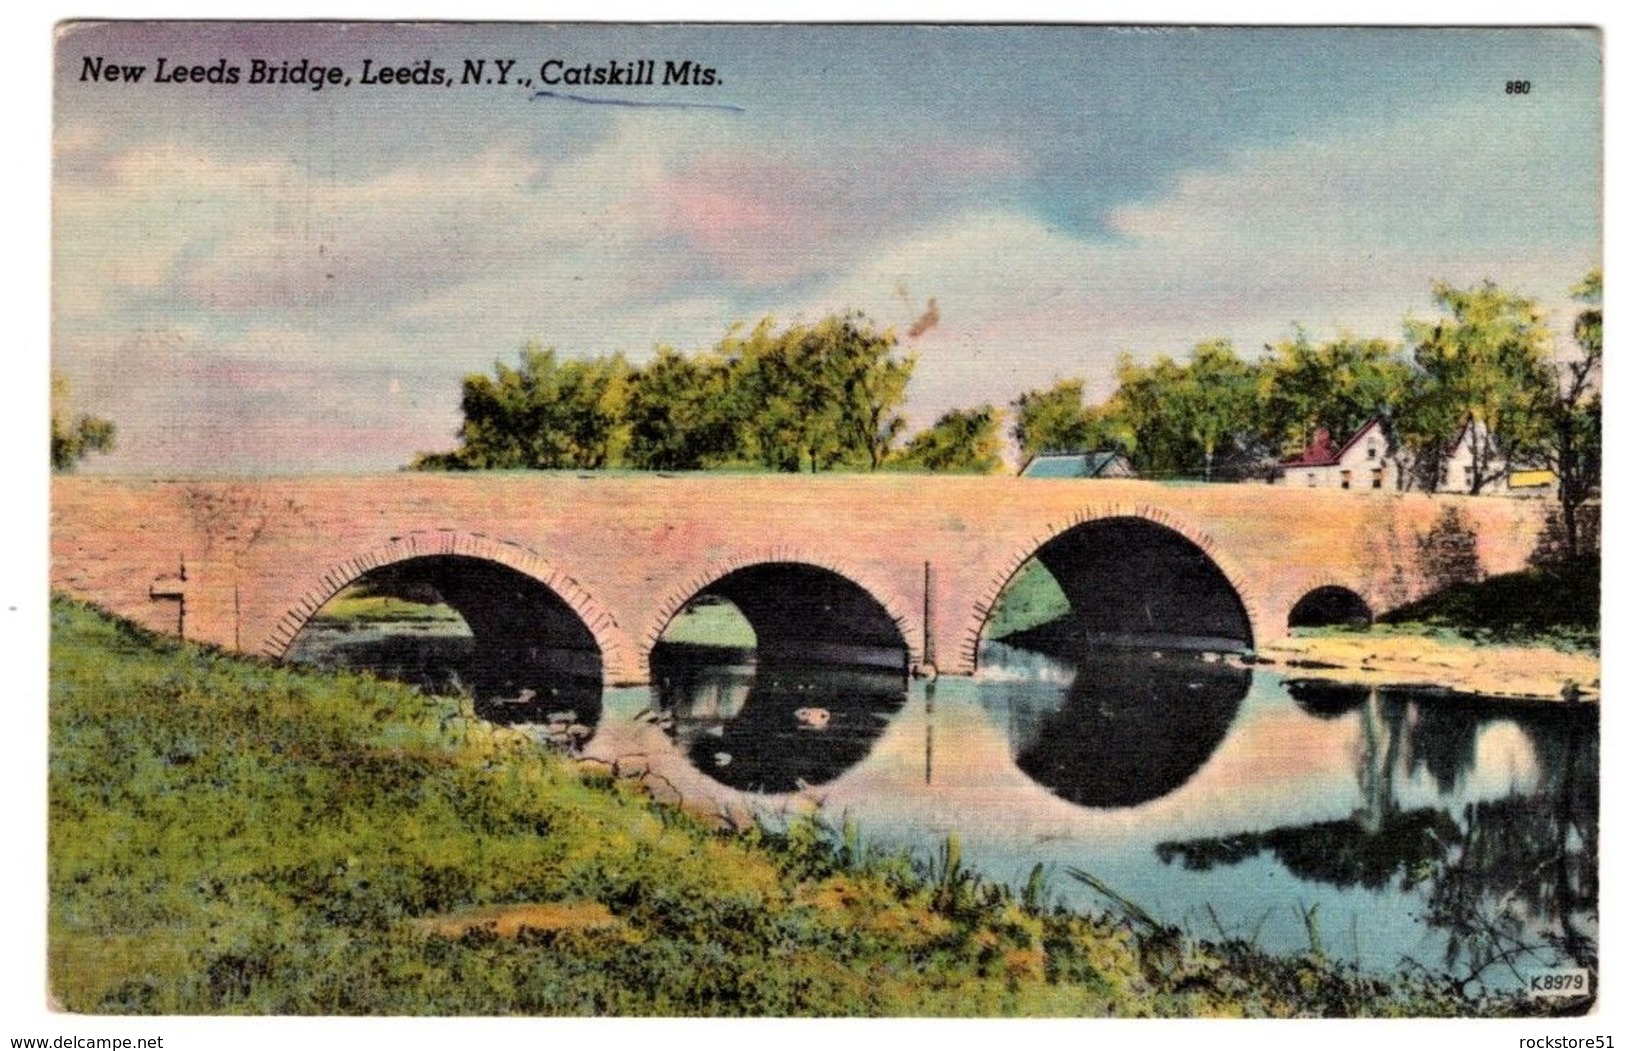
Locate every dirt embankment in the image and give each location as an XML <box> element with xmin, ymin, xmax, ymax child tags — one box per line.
<box><xmin>1250</xmin><ymin>632</ymin><xmax>1599</xmax><ymax>702</ymax></box>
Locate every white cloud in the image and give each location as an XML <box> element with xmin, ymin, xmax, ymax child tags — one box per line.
<box><xmin>53</xmin><ymin>85</ymin><xmax>1598</xmax><ymax>472</ymax></box>
<box><xmin>790</xmin><ymin>95</ymin><xmax>1598</xmax><ymax>433</ymax></box>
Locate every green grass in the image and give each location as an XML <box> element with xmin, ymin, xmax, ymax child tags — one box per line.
<box><xmin>1374</xmin><ymin>556</ymin><xmax>1600</xmax><ymax>652</ymax></box>
<box><xmin>657</xmin><ymin>600</ymin><xmax>758</xmax><ymax>647</ymax></box>
<box><xmin>49</xmin><ymin>596</ymin><xmax>1531</xmax><ymax>1016</ymax></box>
<box><xmin>983</xmin><ymin>561</ymin><xmax>1070</xmax><ymax>640</ymax></box>
<box><xmin>309</xmin><ymin>590</ymin><xmax>464</xmax><ymax>626</ymax></box>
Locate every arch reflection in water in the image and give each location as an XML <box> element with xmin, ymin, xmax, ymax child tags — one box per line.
<box><xmin>284</xmin><ymin>555</ymin><xmax>604</xmax><ymax>738</ymax></box>
<box><xmin>1286</xmin><ymin>678</ymin><xmax>1370</xmax><ymax>720</ymax></box>
<box><xmin>980</xmin><ymin>641</ymin><xmax>1249</xmax><ymax>808</ymax></box>
<box><xmin>651</xmin><ymin>644</ymin><xmax>908</xmax><ymax>794</ymax></box>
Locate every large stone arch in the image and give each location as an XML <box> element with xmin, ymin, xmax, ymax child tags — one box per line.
<box><xmin>959</xmin><ymin>503</ymin><xmax>1262</xmax><ymax>670</ymax></box>
<box><xmin>259</xmin><ymin>529</ymin><xmax>630</xmax><ymax>682</ymax></box>
<box><xmin>643</xmin><ymin>546</ymin><xmax>923</xmax><ymax>674</ymax></box>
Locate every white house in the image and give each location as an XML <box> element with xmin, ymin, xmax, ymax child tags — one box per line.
<box><xmin>1276</xmin><ymin>419</ymin><xmax>1397</xmax><ymax>491</ymax></box>
<box><xmin>1436</xmin><ymin>418</ymin><xmax>1555</xmax><ymax>497</ymax></box>
<box><xmin>1437</xmin><ymin>418</ymin><xmax>1506</xmax><ymax>494</ymax></box>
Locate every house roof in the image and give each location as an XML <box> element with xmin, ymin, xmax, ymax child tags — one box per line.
<box><xmin>1446</xmin><ymin>417</ymin><xmax>1498</xmax><ymax>458</ymax></box>
<box><xmin>1021</xmin><ymin>451</ymin><xmax>1128</xmax><ymax>478</ymax></box>
<box><xmin>1279</xmin><ymin>418</ymin><xmax>1384</xmax><ymax>469</ymax></box>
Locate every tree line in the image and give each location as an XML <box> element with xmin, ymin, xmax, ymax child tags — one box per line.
<box><xmin>412</xmin><ymin>311</ymin><xmax>1001</xmax><ymax>475</ymax></box>
<box><xmin>413</xmin><ymin>274</ymin><xmax>1600</xmax><ymax>547</ymax></box>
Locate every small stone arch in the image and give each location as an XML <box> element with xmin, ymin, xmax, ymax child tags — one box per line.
<box><xmin>959</xmin><ymin>503</ymin><xmax>1262</xmax><ymax>670</ymax></box>
<box><xmin>643</xmin><ymin>546</ymin><xmax>924</xmax><ymax>673</ymax></box>
<box><xmin>1287</xmin><ymin>582</ymin><xmax>1375</xmax><ymax>630</ymax></box>
<box><xmin>259</xmin><ymin>529</ymin><xmax>628</xmax><ymax>681</ymax></box>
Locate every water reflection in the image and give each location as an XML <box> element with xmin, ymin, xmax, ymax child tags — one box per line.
<box><xmin>1155</xmin><ymin>687</ymin><xmax>1598</xmax><ymax>989</ymax></box>
<box><xmin>294</xmin><ymin>602</ymin><xmax>1599</xmax><ymax>988</ymax></box>
<box><xmin>979</xmin><ymin>642</ymin><xmax>1249</xmax><ymax>808</ymax></box>
<box><xmin>651</xmin><ymin>642</ymin><xmax>908</xmax><ymax>794</ymax></box>
<box><xmin>286</xmin><ymin>619</ymin><xmax>603</xmax><ymax>734</ymax></box>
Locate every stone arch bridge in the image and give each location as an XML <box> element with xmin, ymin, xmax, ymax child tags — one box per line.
<box><xmin>51</xmin><ymin>474</ymin><xmax>1555</xmax><ymax>684</ymax></box>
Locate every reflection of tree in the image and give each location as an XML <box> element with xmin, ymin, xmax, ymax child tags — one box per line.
<box><xmin>1422</xmin><ymin>716</ymin><xmax>1597</xmax><ymax>992</ymax></box>
<box><xmin>1157</xmin><ymin>694</ymin><xmax>1597</xmax><ymax>990</ymax></box>
<box><xmin>1403</xmin><ymin>698</ymin><xmax>1478</xmax><ymax>796</ymax></box>
<box><xmin>1156</xmin><ymin>808</ymin><xmax>1458</xmax><ymax>891</ymax></box>
<box><xmin>1354</xmin><ymin>693</ymin><xmax>1402</xmax><ymax>833</ymax></box>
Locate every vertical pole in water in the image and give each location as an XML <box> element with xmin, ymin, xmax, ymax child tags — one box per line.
<box><xmin>922</xmin><ymin>560</ymin><xmax>935</xmax><ymax>669</ymax></box>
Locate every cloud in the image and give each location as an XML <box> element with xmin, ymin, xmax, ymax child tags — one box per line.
<box><xmin>790</xmin><ymin>96</ymin><xmax>1599</xmax><ymax>434</ymax></box>
<box><xmin>53</xmin><ymin>74</ymin><xmax>1597</xmax><ymax>474</ymax></box>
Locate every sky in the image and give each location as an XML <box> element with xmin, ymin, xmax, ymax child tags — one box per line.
<box><xmin>52</xmin><ymin>23</ymin><xmax>1602</xmax><ymax>473</ymax></box>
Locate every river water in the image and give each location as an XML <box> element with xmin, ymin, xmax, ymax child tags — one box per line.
<box><xmin>288</xmin><ymin>621</ymin><xmax>1598</xmax><ymax>992</ymax></box>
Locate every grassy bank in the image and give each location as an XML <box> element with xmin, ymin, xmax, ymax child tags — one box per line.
<box><xmin>1375</xmin><ymin>556</ymin><xmax>1600</xmax><ymax>653</ymax></box>
<box><xmin>984</xmin><ymin>562</ymin><xmax>1070</xmax><ymax>640</ymax></box>
<box><xmin>1257</xmin><ymin>558</ymin><xmax>1602</xmax><ymax>701</ymax></box>
<box><xmin>309</xmin><ymin>590</ymin><xmax>464</xmax><ymax>626</ymax></box>
<box><xmin>50</xmin><ymin>597</ymin><xmax>1532</xmax><ymax>1016</ymax></box>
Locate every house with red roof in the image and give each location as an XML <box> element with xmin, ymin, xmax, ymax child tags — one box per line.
<box><xmin>1276</xmin><ymin>418</ymin><xmax>1396</xmax><ymax>491</ymax></box>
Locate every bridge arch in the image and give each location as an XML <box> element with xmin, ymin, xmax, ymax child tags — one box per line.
<box><xmin>1287</xmin><ymin>582</ymin><xmax>1375</xmax><ymax>630</ymax></box>
<box><xmin>962</xmin><ymin>505</ymin><xmax>1260</xmax><ymax>669</ymax></box>
<box><xmin>646</xmin><ymin>550</ymin><xmax>921</xmax><ymax>673</ymax></box>
<box><xmin>260</xmin><ymin>530</ymin><xmax>629</xmax><ymax>682</ymax></box>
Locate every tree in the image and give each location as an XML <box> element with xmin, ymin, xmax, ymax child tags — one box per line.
<box><xmin>893</xmin><ymin>405</ymin><xmax>1005</xmax><ymax>473</ymax></box>
<box><xmin>1533</xmin><ymin>270</ymin><xmax>1602</xmax><ymax>557</ymax></box>
<box><xmin>624</xmin><ymin>348</ymin><xmax>743</xmax><ymax>470</ymax></box>
<box><xmin>727</xmin><ymin>312</ymin><xmax>915</xmax><ymax>473</ymax></box>
<box><xmin>432</xmin><ymin>344</ymin><xmax>632</xmax><ymax>470</ymax></box>
<box><xmin>1403</xmin><ymin>281</ymin><xmax>1556</xmax><ymax>494</ymax></box>
<box><xmin>51</xmin><ymin>372</ymin><xmax>115</xmax><ymax>471</ymax></box>
<box><xmin>1256</xmin><ymin>329</ymin><xmax>1412</xmax><ymax>456</ymax></box>
<box><xmin>1011</xmin><ymin>379</ymin><xmax>1089</xmax><ymax>466</ymax></box>
<box><xmin>1177</xmin><ymin>340</ymin><xmax>1264</xmax><ymax>482</ymax></box>
<box><xmin>1011</xmin><ymin>378</ymin><xmax>1137</xmax><ymax>470</ymax></box>
<box><xmin>1112</xmin><ymin>341</ymin><xmax>1262</xmax><ymax>480</ymax></box>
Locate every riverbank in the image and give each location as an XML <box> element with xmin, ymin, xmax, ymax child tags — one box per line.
<box><xmin>1253</xmin><ymin>627</ymin><xmax>1600</xmax><ymax>702</ymax></box>
<box><xmin>48</xmin><ymin>596</ymin><xmax>1549</xmax><ymax>1017</ymax></box>
<box><xmin>1254</xmin><ymin>556</ymin><xmax>1600</xmax><ymax>702</ymax></box>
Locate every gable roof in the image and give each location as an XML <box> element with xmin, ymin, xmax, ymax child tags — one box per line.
<box><xmin>1021</xmin><ymin>451</ymin><xmax>1129</xmax><ymax>478</ymax></box>
<box><xmin>1446</xmin><ymin>417</ymin><xmax>1499</xmax><ymax>459</ymax></box>
<box><xmin>1279</xmin><ymin>417</ymin><xmax>1385</xmax><ymax>469</ymax></box>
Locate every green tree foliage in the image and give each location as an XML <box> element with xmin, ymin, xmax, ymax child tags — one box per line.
<box><xmin>727</xmin><ymin>313</ymin><xmax>915</xmax><ymax>472</ymax></box>
<box><xmin>411</xmin><ymin>276</ymin><xmax>1595</xmax><ymax>487</ymax></box>
<box><xmin>1533</xmin><ymin>270</ymin><xmax>1602</xmax><ymax>557</ymax></box>
<box><xmin>1011</xmin><ymin>378</ymin><xmax>1135</xmax><ymax>470</ymax></box>
<box><xmin>51</xmin><ymin>372</ymin><xmax>116</xmax><ymax>472</ymax></box>
<box><xmin>1011</xmin><ymin>379</ymin><xmax>1090</xmax><ymax>464</ymax></box>
<box><xmin>421</xmin><ymin>345</ymin><xmax>632</xmax><ymax>470</ymax></box>
<box><xmin>624</xmin><ymin>348</ymin><xmax>742</xmax><ymax>470</ymax></box>
<box><xmin>893</xmin><ymin>405</ymin><xmax>1005</xmax><ymax>473</ymax></box>
<box><xmin>1112</xmin><ymin>341</ymin><xmax>1262</xmax><ymax>480</ymax></box>
<box><xmin>416</xmin><ymin>312</ymin><xmax>915</xmax><ymax>473</ymax></box>
<box><xmin>1257</xmin><ymin>330</ymin><xmax>1412</xmax><ymax>456</ymax></box>
<box><xmin>1403</xmin><ymin>281</ymin><xmax>1556</xmax><ymax>494</ymax></box>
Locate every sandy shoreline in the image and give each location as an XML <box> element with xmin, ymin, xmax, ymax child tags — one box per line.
<box><xmin>1248</xmin><ymin>632</ymin><xmax>1599</xmax><ymax>703</ymax></box>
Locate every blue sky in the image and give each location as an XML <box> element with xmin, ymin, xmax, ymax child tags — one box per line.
<box><xmin>52</xmin><ymin>22</ymin><xmax>1602</xmax><ymax>473</ymax></box>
